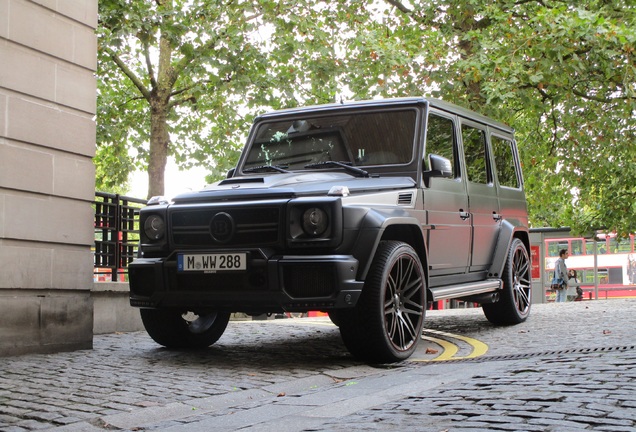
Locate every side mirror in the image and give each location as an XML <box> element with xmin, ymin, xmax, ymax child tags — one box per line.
<box><xmin>226</xmin><ymin>168</ymin><xmax>236</xmax><ymax>178</ymax></box>
<box><xmin>423</xmin><ymin>154</ymin><xmax>453</xmax><ymax>179</ymax></box>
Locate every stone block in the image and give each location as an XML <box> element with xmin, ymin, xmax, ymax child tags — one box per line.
<box><xmin>0</xmin><ymin>240</ymin><xmax>93</xmax><ymax>291</ymax></box>
<box><xmin>0</xmin><ymin>141</ymin><xmax>94</xmax><ymax>199</ymax></box>
<box><xmin>0</xmin><ymin>293</ymin><xmax>42</xmax><ymax>342</ymax></box>
<box><xmin>8</xmin><ymin>0</ymin><xmax>96</xmax><ymax>70</ymax></box>
<box><xmin>53</xmin><ymin>154</ymin><xmax>96</xmax><ymax>199</ymax></box>
<box><xmin>10</xmin><ymin>1</ymin><xmax>73</xmax><ymax>61</ymax></box>
<box><xmin>6</xmin><ymin>96</ymin><xmax>96</xmax><ymax>157</ymax></box>
<box><xmin>31</xmin><ymin>0</ymin><xmax>98</xmax><ymax>29</ymax></box>
<box><xmin>0</xmin><ymin>193</ymin><xmax>5</xmax><ymax>238</ymax></box>
<box><xmin>0</xmin><ymin>38</ymin><xmax>96</xmax><ymax>112</ymax></box>
<box><xmin>0</xmin><ymin>289</ymin><xmax>93</xmax><ymax>356</ymax></box>
<box><xmin>0</xmin><ymin>0</ymin><xmax>7</xmax><ymax>39</ymax></box>
<box><xmin>39</xmin><ymin>291</ymin><xmax>93</xmax><ymax>343</ymax></box>
<box><xmin>0</xmin><ymin>240</ymin><xmax>53</xmax><ymax>288</ymax></box>
<box><xmin>0</xmin><ymin>141</ymin><xmax>54</xmax><ymax>194</ymax></box>
<box><xmin>52</xmin><ymin>246</ymin><xmax>94</xmax><ymax>290</ymax></box>
<box><xmin>92</xmin><ymin>283</ymin><xmax>143</xmax><ymax>334</ymax></box>
<box><xmin>56</xmin><ymin>62</ymin><xmax>97</xmax><ymax>114</ymax></box>
<box><xmin>2</xmin><ymin>193</ymin><xmax>94</xmax><ymax>246</ymax></box>
<box><xmin>0</xmin><ymin>39</ymin><xmax>56</xmax><ymax>101</ymax></box>
<box><xmin>72</xmin><ymin>23</ymin><xmax>98</xmax><ymax>70</ymax></box>
<box><xmin>0</xmin><ymin>92</ymin><xmax>6</xmax><ymax>134</ymax></box>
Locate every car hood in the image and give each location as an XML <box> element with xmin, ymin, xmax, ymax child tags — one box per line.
<box><xmin>171</xmin><ymin>172</ymin><xmax>416</xmax><ymax>203</ymax></box>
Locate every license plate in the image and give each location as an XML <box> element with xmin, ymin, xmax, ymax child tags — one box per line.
<box><xmin>177</xmin><ymin>253</ymin><xmax>247</xmax><ymax>273</ymax></box>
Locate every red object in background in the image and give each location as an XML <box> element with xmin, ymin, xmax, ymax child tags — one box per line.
<box><xmin>307</xmin><ymin>311</ymin><xmax>328</xmax><ymax>317</ymax></box>
<box><xmin>531</xmin><ymin>245</ymin><xmax>541</xmax><ymax>279</ymax></box>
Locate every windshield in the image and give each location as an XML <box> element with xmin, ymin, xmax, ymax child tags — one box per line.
<box><xmin>242</xmin><ymin>109</ymin><xmax>417</xmax><ymax>172</ymax></box>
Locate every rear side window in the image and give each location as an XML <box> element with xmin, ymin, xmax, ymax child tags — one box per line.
<box><xmin>462</xmin><ymin>124</ymin><xmax>489</xmax><ymax>184</ymax></box>
<box><xmin>492</xmin><ymin>135</ymin><xmax>519</xmax><ymax>188</ymax></box>
<box><xmin>425</xmin><ymin>114</ymin><xmax>457</xmax><ymax>177</ymax></box>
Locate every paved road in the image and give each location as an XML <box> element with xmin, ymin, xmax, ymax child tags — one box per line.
<box><xmin>1</xmin><ymin>299</ymin><xmax>635</xmax><ymax>431</ymax></box>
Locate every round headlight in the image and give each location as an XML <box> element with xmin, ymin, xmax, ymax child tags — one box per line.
<box><xmin>302</xmin><ymin>207</ymin><xmax>328</xmax><ymax>236</ymax></box>
<box><xmin>144</xmin><ymin>215</ymin><xmax>165</xmax><ymax>240</ymax></box>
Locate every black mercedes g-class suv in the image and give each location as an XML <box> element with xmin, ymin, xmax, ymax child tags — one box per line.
<box><xmin>129</xmin><ymin>97</ymin><xmax>531</xmax><ymax>363</ymax></box>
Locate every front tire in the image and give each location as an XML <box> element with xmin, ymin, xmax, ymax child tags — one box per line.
<box><xmin>140</xmin><ymin>309</ymin><xmax>230</xmax><ymax>348</ymax></box>
<box><xmin>339</xmin><ymin>241</ymin><xmax>426</xmax><ymax>363</ymax></box>
<box><xmin>483</xmin><ymin>238</ymin><xmax>531</xmax><ymax>325</ymax></box>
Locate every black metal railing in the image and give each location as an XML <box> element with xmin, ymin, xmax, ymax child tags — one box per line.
<box><xmin>94</xmin><ymin>192</ymin><xmax>146</xmax><ymax>282</ymax></box>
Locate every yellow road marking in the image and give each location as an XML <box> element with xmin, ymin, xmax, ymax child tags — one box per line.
<box><xmin>421</xmin><ymin>335</ymin><xmax>458</xmax><ymax>361</ymax></box>
<box><xmin>414</xmin><ymin>329</ymin><xmax>489</xmax><ymax>362</ymax></box>
<box><xmin>240</xmin><ymin>318</ymin><xmax>489</xmax><ymax>362</ymax></box>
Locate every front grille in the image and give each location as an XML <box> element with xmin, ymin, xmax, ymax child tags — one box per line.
<box><xmin>282</xmin><ymin>264</ymin><xmax>336</xmax><ymax>298</ymax></box>
<box><xmin>170</xmin><ymin>206</ymin><xmax>281</xmax><ymax>247</ymax></box>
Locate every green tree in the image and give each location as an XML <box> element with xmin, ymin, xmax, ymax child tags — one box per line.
<box><xmin>97</xmin><ymin>0</ymin><xmax>636</xmax><ymax>236</ymax></box>
<box><xmin>346</xmin><ymin>0</ymin><xmax>636</xmax><ymax>235</ymax></box>
<box><xmin>97</xmin><ymin>0</ymin><xmax>376</xmax><ymax>198</ymax></box>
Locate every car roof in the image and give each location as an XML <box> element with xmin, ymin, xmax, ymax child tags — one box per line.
<box><xmin>255</xmin><ymin>97</ymin><xmax>514</xmax><ymax>134</ymax></box>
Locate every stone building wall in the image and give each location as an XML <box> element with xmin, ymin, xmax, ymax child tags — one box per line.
<box><xmin>0</xmin><ymin>0</ymin><xmax>98</xmax><ymax>356</ymax></box>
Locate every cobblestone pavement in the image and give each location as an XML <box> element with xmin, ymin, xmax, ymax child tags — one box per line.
<box><xmin>1</xmin><ymin>299</ymin><xmax>635</xmax><ymax>431</ymax></box>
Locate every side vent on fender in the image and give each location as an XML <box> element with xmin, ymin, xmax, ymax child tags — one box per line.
<box><xmin>398</xmin><ymin>193</ymin><xmax>414</xmax><ymax>206</ymax></box>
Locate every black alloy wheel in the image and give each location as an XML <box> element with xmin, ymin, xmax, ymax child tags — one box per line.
<box><xmin>339</xmin><ymin>241</ymin><xmax>426</xmax><ymax>363</ymax></box>
<box><xmin>483</xmin><ymin>238</ymin><xmax>531</xmax><ymax>324</ymax></box>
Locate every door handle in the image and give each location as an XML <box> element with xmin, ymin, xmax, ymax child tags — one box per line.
<box><xmin>459</xmin><ymin>210</ymin><xmax>470</xmax><ymax>220</ymax></box>
<box><xmin>492</xmin><ymin>212</ymin><xmax>502</xmax><ymax>221</ymax></box>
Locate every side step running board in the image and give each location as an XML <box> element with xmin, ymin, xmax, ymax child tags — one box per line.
<box><xmin>430</xmin><ymin>279</ymin><xmax>502</xmax><ymax>301</ymax></box>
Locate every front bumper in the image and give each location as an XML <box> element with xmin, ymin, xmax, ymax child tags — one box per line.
<box><xmin>128</xmin><ymin>249</ymin><xmax>363</xmax><ymax>313</ymax></box>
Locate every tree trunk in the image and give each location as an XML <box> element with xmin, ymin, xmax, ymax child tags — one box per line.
<box><xmin>147</xmin><ymin>99</ymin><xmax>169</xmax><ymax>199</ymax></box>
<box><xmin>146</xmin><ymin>5</ymin><xmax>175</xmax><ymax>200</ymax></box>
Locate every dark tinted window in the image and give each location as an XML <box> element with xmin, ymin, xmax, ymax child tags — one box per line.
<box><xmin>245</xmin><ymin>110</ymin><xmax>416</xmax><ymax>170</ymax></box>
<box><xmin>462</xmin><ymin>124</ymin><xmax>489</xmax><ymax>184</ymax></box>
<box><xmin>425</xmin><ymin>114</ymin><xmax>456</xmax><ymax>177</ymax></box>
<box><xmin>492</xmin><ymin>136</ymin><xmax>519</xmax><ymax>188</ymax></box>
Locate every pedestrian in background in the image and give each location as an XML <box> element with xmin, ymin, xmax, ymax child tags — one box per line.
<box><xmin>554</xmin><ymin>249</ymin><xmax>569</xmax><ymax>303</ymax></box>
<box><xmin>568</xmin><ymin>269</ymin><xmax>582</xmax><ymax>301</ymax></box>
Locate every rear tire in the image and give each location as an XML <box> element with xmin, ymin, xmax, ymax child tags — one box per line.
<box><xmin>140</xmin><ymin>309</ymin><xmax>230</xmax><ymax>348</ymax></box>
<box><xmin>339</xmin><ymin>241</ymin><xmax>426</xmax><ymax>363</ymax></box>
<box><xmin>483</xmin><ymin>238</ymin><xmax>531</xmax><ymax>325</ymax></box>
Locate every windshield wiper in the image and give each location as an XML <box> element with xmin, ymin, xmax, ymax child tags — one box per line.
<box><xmin>243</xmin><ymin>164</ymin><xmax>290</xmax><ymax>174</ymax></box>
<box><xmin>304</xmin><ymin>161</ymin><xmax>369</xmax><ymax>178</ymax></box>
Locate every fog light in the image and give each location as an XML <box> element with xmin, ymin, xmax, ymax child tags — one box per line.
<box><xmin>302</xmin><ymin>207</ymin><xmax>328</xmax><ymax>236</ymax></box>
<box><xmin>144</xmin><ymin>215</ymin><xmax>165</xmax><ymax>240</ymax></box>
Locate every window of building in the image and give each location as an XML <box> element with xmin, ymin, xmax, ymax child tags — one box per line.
<box><xmin>571</xmin><ymin>239</ymin><xmax>584</xmax><ymax>255</ymax></box>
<box><xmin>547</xmin><ymin>240</ymin><xmax>569</xmax><ymax>257</ymax></box>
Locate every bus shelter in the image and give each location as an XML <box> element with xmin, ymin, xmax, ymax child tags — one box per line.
<box><xmin>530</xmin><ymin>228</ymin><xmax>636</xmax><ymax>303</ymax></box>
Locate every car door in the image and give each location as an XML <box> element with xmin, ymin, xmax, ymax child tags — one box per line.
<box><xmin>459</xmin><ymin>120</ymin><xmax>500</xmax><ymax>272</ymax></box>
<box><xmin>491</xmin><ymin>132</ymin><xmax>528</xmax><ymax>229</ymax></box>
<box><xmin>422</xmin><ymin>111</ymin><xmax>471</xmax><ymax>278</ymax></box>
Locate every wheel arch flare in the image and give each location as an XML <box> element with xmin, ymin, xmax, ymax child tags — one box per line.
<box><xmin>349</xmin><ymin>207</ymin><xmax>428</xmax><ymax>284</ymax></box>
